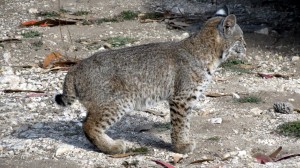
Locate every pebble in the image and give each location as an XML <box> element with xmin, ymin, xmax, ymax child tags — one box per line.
<box><xmin>210</xmin><ymin>118</ymin><xmax>222</xmax><ymax>124</ymax></box>
<box><xmin>28</xmin><ymin>8</ymin><xmax>38</xmax><ymax>14</ymax></box>
<box><xmin>238</xmin><ymin>150</ymin><xmax>247</xmax><ymax>158</ymax></box>
<box><xmin>288</xmin><ymin>98</ymin><xmax>295</xmax><ymax>102</ymax></box>
<box><xmin>232</xmin><ymin>92</ymin><xmax>240</xmax><ymax>99</ymax></box>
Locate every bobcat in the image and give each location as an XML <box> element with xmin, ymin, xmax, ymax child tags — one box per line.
<box><xmin>55</xmin><ymin>7</ymin><xmax>246</xmax><ymax>154</ymax></box>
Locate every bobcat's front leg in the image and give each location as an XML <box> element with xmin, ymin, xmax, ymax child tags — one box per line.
<box><xmin>169</xmin><ymin>96</ymin><xmax>196</xmax><ymax>154</ymax></box>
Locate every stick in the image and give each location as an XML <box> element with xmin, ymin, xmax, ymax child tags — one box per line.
<box><xmin>3</xmin><ymin>89</ymin><xmax>45</xmax><ymax>93</ymax></box>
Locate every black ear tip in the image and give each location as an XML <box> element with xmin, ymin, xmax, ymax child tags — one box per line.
<box><xmin>215</xmin><ymin>5</ymin><xmax>230</xmax><ymax>16</ymax></box>
<box><xmin>55</xmin><ymin>94</ymin><xmax>66</xmax><ymax>106</ymax></box>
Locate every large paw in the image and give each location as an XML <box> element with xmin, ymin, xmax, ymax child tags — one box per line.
<box><xmin>173</xmin><ymin>141</ymin><xmax>195</xmax><ymax>154</ymax></box>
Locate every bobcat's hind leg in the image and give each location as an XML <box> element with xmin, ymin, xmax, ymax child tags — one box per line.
<box><xmin>169</xmin><ymin>97</ymin><xmax>196</xmax><ymax>154</ymax></box>
<box><xmin>83</xmin><ymin>102</ymin><xmax>127</xmax><ymax>154</ymax></box>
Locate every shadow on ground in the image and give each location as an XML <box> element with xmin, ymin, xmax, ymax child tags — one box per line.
<box><xmin>11</xmin><ymin>114</ymin><xmax>172</xmax><ymax>152</ymax></box>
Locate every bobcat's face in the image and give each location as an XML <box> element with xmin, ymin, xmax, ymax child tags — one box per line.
<box><xmin>219</xmin><ymin>15</ymin><xmax>247</xmax><ymax>62</ymax></box>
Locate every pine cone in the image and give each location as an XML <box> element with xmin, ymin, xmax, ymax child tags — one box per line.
<box><xmin>273</xmin><ymin>102</ymin><xmax>294</xmax><ymax>114</ymax></box>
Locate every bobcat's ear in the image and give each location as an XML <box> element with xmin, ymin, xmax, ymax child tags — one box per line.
<box><xmin>215</xmin><ymin>5</ymin><xmax>229</xmax><ymax>17</ymax></box>
<box><xmin>223</xmin><ymin>14</ymin><xmax>236</xmax><ymax>36</ymax></box>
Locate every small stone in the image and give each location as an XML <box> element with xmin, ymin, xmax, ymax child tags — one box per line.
<box><xmin>103</xmin><ymin>42</ymin><xmax>112</xmax><ymax>49</ymax></box>
<box><xmin>233</xmin><ymin>129</ymin><xmax>239</xmax><ymax>134</ymax></box>
<box><xmin>288</xmin><ymin>98</ymin><xmax>295</xmax><ymax>102</ymax></box>
<box><xmin>291</xmin><ymin>56</ymin><xmax>299</xmax><ymax>62</ymax></box>
<box><xmin>273</xmin><ymin>102</ymin><xmax>294</xmax><ymax>114</ymax></box>
<box><xmin>238</xmin><ymin>150</ymin><xmax>247</xmax><ymax>158</ymax></box>
<box><xmin>28</xmin><ymin>8</ymin><xmax>39</xmax><ymax>14</ymax></box>
<box><xmin>210</xmin><ymin>118</ymin><xmax>222</xmax><ymax>124</ymax></box>
<box><xmin>232</xmin><ymin>92</ymin><xmax>240</xmax><ymax>99</ymax></box>
<box><xmin>181</xmin><ymin>32</ymin><xmax>190</xmax><ymax>39</ymax></box>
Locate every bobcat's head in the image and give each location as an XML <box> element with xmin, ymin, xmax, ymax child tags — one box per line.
<box><xmin>198</xmin><ymin>6</ymin><xmax>246</xmax><ymax>72</ymax></box>
<box><xmin>217</xmin><ymin>13</ymin><xmax>246</xmax><ymax>62</ymax></box>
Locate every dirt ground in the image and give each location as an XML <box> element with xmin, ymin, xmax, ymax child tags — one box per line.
<box><xmin>0</xmin><ymin>0</ymin><xmax>300</xmax><ymax>168</ymax></box>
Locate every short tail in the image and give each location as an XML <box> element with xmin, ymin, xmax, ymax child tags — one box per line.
<box><xmin>55</xmin><ymin>70</ymin><xmax>77</xmax><ymax>107</ymax></box>
<box><xmin>55</xmin><ymin>94</ymin><xmax>66</xmax><ymax>106</ymax></box>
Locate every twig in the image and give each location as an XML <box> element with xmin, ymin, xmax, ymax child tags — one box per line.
<box><xmin>43</xmin><ymin>66</ymin><xmax>70</xmax><ymax>73</ymax></box>
<box><xmin>0</xmin><ymin>38</ymin><xmax>21</xmax><ymax>43</ymax></box>
<box><xmin>205</xmin><ymin>92</ymin><xmax>248</xmax><ymax>98</ymax></box>
<box><xmin>3</xmin><ymin>89</ymin><xmax>45</xmax><ymax>93</ymax></box>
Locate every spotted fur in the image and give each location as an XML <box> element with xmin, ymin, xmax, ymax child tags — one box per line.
<box><xmin>55</xmin><ymin>7</ymin><xmax>246</xmax><ymax>154</ymax></box>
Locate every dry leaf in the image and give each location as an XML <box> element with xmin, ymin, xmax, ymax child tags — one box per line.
<box><xmin>257</xmin><ymin>73</ymin><xmax>273</xmax><ymax>79</ymax></box>
<box><xmin>152</xmin><ymin>160</ymin><xmax>175</xmax><ymax>168</ymax></box>
<box><xmin>20</xmin><ymin>19</ymin><xmax>77</xmax><ymax>27</ymax></box>
<box><xmin>257</xmin><ymin>73</ymin><xmax>292</xmax><ymax>79</ymax></box>
<box><xmin>21</xmin><ymin>20</ymin><xmax>38</xmax><ymax>26</ymax></box>
<box><xmin>269</xmin><ymin>146</ymin><xmax>282</xmax><ymax>159</ymax></box>
<box><xmin>254</xmin><ymin>153</ymin><xmax>273</xmax><ymax>164</ymax></box>
<box><xmin>42</xmin><ymin>51</ymin><xmax>63</xmax><ymax>68</ymax></box>
<box><xmin>253</xmin><ymin>146</ymin><xmax>300</xmax><ymax>164</ymax></box>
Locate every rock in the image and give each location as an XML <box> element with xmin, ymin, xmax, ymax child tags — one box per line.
<box><xmin>238</xmin><ymin>150</ymin><xmax>247</xmax><ymax>158</ymax></box>
<box><xmin>288</xmin><ymin>98</ymin><xmax>295</xmax><ymax>102</ymax></box>
<box><xmin>232</xmin><ymin>92</ymin><xmax>240</xmax><ymax>99</ymax></box>
<box><xmin>255</xmin><ymin>27</ymin><xmax>269</xmax><ymax>35</ymax></box>
<box><xmin>28</xmin><ymin>8</ymin><xmax>38</xmax><ymax>14</ymax></box>
<box><xmin>210</xmin><ymin>118</ymin><xmax>222</xmax><ymax>124</ymax></box>
<box><xmin>291</xmin><ymin>56</ymin><xmax>299</xmax><ymax>62</ymax></box>
<box><xmin>273</xmin><ymin>102</ymin><xmax>294</xmax><ymax>114</ymax></box>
